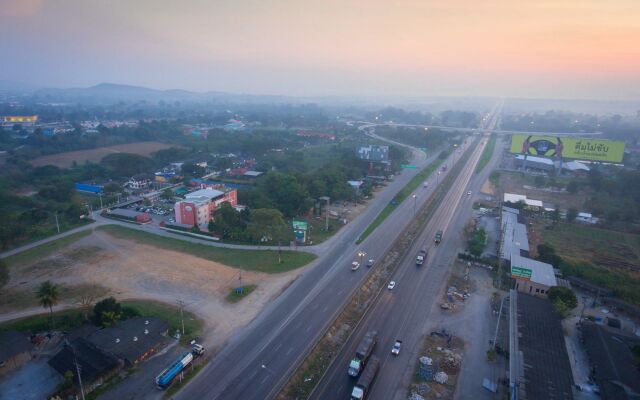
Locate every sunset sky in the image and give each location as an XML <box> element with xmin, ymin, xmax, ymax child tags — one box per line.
<box><xmin>2</xmin><ymin>0</ymin><xmax>639</xmax><ymax>99</ymax></box>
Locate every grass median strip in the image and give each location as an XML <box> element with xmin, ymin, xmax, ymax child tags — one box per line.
<box><xmin>97</xmin><ymin>225</ymin><xmax>316</xmax><ymax>273</ymax></box>
<box><xmin>357</xmin><ymin>158</ymin><xmax>444</xmax><ymax>244</ymax></box>
<box><xmin>475</xmin><ymin>133</ymin><xmax>496</xmax><ymax>173</ymax></box>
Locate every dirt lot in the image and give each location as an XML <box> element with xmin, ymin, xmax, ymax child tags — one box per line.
<box><xmin>30</xmin><ymin>141</ymin><xmax>174</xmax><ymax>168</ymax></box>
<box><xmin>498</xmin><ymin>171</ymin><xmax>585</xmax><ymax>210</ymax></box>
<box><xmin>2</xmin><ymin>230</ymin><xmax>303</xmax><ymax>349</ymax></box>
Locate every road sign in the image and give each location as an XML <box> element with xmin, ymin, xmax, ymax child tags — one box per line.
<box><xmin>511</xmin><ymin>266</ymin><xmax>532</xmax><ymax>280</ymax></box>
<box><xmin>401</xmin><ymin>164</ymin><xmax>417</xmax><ymax>169</ymax></box>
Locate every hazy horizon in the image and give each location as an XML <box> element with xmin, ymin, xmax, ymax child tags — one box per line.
<box><xmin>2</xmin><ymin>0</ymin><xmax>640</xmax><ymax>101</ymax></box>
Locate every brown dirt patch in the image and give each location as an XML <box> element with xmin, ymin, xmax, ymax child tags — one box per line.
<box><xmin>30</xmin><ymin>141</ymin><xmax>174</xmax><ymax>168</ymax></box>
<box><xmin>3</xmin><ymin>230</ymin><xmax>302</xmax><ymax>349</ymax></box>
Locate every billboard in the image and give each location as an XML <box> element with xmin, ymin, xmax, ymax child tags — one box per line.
<box><xmin>3</xmin><ymin>115</ymin><xmax>38</xmax><ymax>123</ymax></box>
<box><xmin>292</xmin><ymin>220</ymin><xmax>308</xmax><ymax>243</ymax></box>
<box><xmin>510</xmin><ymin>135</ymin><xmax>625</xmax><ymax>163</ymax></box>
<box><xmin>511</xmin><ymin>266</ymin><xmax>532</xmax><ymax>280</ymax></box>
<box><xmin>357</xmin><ymin>145</ymin><xmax>389</xmax><ymax>162</ymax></box>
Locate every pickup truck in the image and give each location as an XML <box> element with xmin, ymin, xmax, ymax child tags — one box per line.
<box><xmin>416</xmin><ymin>249</ymin><xmax>427</xmax><ymax>265</ymax></box>
<box><xmin>391</xmin><ymin>340</ymin><xmax>402</xmax><ymax>355</ymax></box>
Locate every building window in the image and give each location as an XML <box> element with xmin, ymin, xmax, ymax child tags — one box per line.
<box><xmin>529</xmin><ymin>286</ymin><xmax>532</xmax><ymax>293</ymax></box>
<box><xmin>535</xmin><ymin>288</ymin><xmax>540</xmax><ymax>293</ymax></box>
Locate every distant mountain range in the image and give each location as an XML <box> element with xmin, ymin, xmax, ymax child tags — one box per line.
<box><xmin>0</xmin><ymin>82</ymin><xmax>294</xmax><ymax>104</ymax></box>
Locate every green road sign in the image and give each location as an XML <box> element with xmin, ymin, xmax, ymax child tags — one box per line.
<box><xmin>511</xmin><ymin>266</ymin><xmax>532</xmax><ymax>280</ymax></box>
<box><xmin>401</xmin><ymin>164</ymin><xmax>417</xmax><ymax>169</ymax></box>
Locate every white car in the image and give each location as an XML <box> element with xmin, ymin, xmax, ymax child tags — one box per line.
<box><xmin>351</xmin><ymin>261</ymin><xmax>360</xmax><ymax>271</ymax></box>
<box><xmin>391</xmin><ymin>340</ymin><xmax>402</xmax><ymax>355</ymax></box>
<box><xmin>388</xmin><ymin>281</ymin><xmax>396</xmax><ymax>290</ymax></box>
<box><xmin>467</xmin><ymin>191</ymin><xmax>472</xmax><ymax>196</ymax></box>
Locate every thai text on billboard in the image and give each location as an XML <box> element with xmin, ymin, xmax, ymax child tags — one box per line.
<box><xmin>510</xmin><ymin>135</ymin><xmax>625</xmax><ymax>163</ymax></box>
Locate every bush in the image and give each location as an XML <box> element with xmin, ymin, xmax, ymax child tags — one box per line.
<box><xmin>547</xmin><ymin>286</ymin><xmax>577</xmax><ymax>316</ymax></box>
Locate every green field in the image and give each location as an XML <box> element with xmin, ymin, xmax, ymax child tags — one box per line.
<box><xmin>97</xmin><ymin>225</ymin><xmax>316</xmax><ymax>273</ymax></box>
<box><xmin>357</xmin><ymin>158</ymin><xmax>444</xmax><ymax>243</ymax></box>
<box><xmin>3</xmin><ymin>229</ymin><xmax>93</xmax><ymax>267</ymax></box>
<box><xmin>475</xmin><ymin>134</ymin><xmax>496</xmax><ymax>173</ymax></box>
<box><xmin>543</xmin><ymin>222</ymin><xmax>640</xmax><ymax>272</ymax></box>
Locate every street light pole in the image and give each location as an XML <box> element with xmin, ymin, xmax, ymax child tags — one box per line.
<box><xmin>412</xmin><ymin>194</ymin><xmax>417</xmax><ymax>216</ymax></box>
<box><xmin>54</xmin><ymin>211</ymin><xmax>60</xmax><ymax>234</ymax></box>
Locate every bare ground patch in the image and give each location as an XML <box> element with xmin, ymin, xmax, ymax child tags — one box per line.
<box><xmin>2</xmin><ymin>230</ymin><xmax>302</xmax><ymax>350</ymax></box>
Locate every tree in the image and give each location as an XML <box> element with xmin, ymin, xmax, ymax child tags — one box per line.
<box><xmin>0</xmin><ymin>259</ymin><xmax>9</xmax><ymax>292</ymax></box>
<box><xmin>567</xmin><ymin>181</ymin><xmax>579</xmax><ymax>194</ymax></box>
<box><xmin>103</xmin><ymin>182</ymin><xmax>123</xmax><ymax>194</ymax></box>
<box><xmin>537</xmin><ymin>243</ymin><xmax>563</xmax><ymax>267</ymax></box>
<box><xmin>161</xmin><ymin>188</ymin><xmax>174</xmax><ymax>200</ymax></box>
<box><xmin>567</xmin><ymin>207</ymin><xmax>578</xmax><ymax>222</ymax></box>
<box><xmin>551</xmin><ymin>208</ymin><xmax>561</xmax><ymax>225</ymax></box>
<box><xmin>36</xmin><ymin>280</ymin><xmax>60</xmax><ymax>329</ymax></box>
<box><xmin>547</xmin><ymin>286</ymin><xmax>577</xmax><ymax>316</ymax></box>
<box><xmin>534</xmin><ymin>175</ymin><xmax>546</xmax><ymax>188</ymax></box>
<box><xmin>247</xmin><ymin>208</ymin><xmax>289</xmax><ymax>263</ymax></box>
<box><xmin>92</xmin><ymin>297</ymin><xmax>122</xmax><ymax>327</ymax></box>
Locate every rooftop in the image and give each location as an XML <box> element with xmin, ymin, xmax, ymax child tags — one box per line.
<box><xmin>48</xmin><ymin>338</ymin><xmax>120</xmax><ymax>385</ymax></box>
<box><xmin>108</xmin><ymin>208</ymin><xmax>147</xmax><ymax>218</ymax></box>
<box><xmin>504</xmin><ymin>193</ymin><xmax>544</xmax><ymax>208</ymax></box>
<box><xmin>0</xmin><ymin>330</ymin><xmax>32</xmax><ymax>362</ymax></box>
<box><xmin>86</xmin><ymin>317</ymin><xmax>169</xmax><ymax>363</ymax></box>
<box><xmin>185</xmin><ymin>188</ymin><xmax>224</xmax><ymax>200</ymax></box>
<box><xmin>581</xmin><ymin>322</ymin><xmax>640</xmax><ymax>400</ymax></box>
<box><xmin>511</xmin><ymin>253</ymin><xmax>557</xmax><ymax>287</ymax></box>
<box><xmin>516</xmin><ymin>293</ymin><xmax>574</xmax><ymax>400</ymax></box>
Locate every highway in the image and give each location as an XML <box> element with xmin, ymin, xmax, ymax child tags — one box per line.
<box><xmin>175</xmin><ymin>106</ymin><xmax>501</xmax><ymax>400</ymax></box>
<box><xmin>310</xmin><ymin>107</ymin><xmax>501</xmax><ymax>400</ymax></box>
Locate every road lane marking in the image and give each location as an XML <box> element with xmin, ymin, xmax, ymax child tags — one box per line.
<box><xmin>286</xmin><ymin>347</ymin><xmax>294</xmax><ymax>355</ymax></box>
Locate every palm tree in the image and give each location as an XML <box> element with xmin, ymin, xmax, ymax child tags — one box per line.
<box><xmin>36</xmin><ymin>280</ymin><xmax>59</xmax><ymax>330</ymax></box>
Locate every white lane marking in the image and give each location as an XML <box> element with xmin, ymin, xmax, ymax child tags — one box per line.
<box><xmin>286</xmin><ymin>347</ymin><xmax>294</xmax><ymax>355</ymax></box>
<box><xmin>273</xmin><ymin>342</ymin><xmax>282</xmax><ymax>352</ymax></box>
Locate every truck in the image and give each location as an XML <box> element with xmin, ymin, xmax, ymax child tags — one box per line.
<box><xmin>348</xmin><ymin>331</ymin><xmax>378</xmax><ymax>377</ymax></box>
<box><xmin>416</xmin><ymin>249</ymin><xmax>427</xmax><ymax>265</ymax></box>
<box><xmin>155</xmin><ymin>351</ymin><xmax>193</xmax><ymax>389</ymax></box>
<box><xmin>435</xmin><ymin>230</ymin><xmax>443</xmax><ymax>244</ymax></box>
<box><xmin>351</xmin><ymin>356</ymin><xmax>380</xmax><ymax>400</ymax></box>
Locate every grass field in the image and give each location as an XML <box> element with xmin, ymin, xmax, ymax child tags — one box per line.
<box><xmin>357</xmin><ymin>158</ymin><xmax>444</xmax><ymax>243</ymax></box>
<box><xmin>542</xmin><ymin>222</ymin><xmax>640</xmax><ymax>273</ymax></box>
<box><xmin>0</xmin><ymin>299</ymin><xmax>204</xmax><ymax>341</ymax></box>
<box><xmin>225</xmin><ymin>284</ymin><xmax>257</xmax><ymax>303</ymax></box>
<box><xmin>475</xmin><ymin>134</ymin><xmax>496</xmax><ymax>173</ymax></box>
<box><xmin>30</xmin><ymin>141</ymin><xmax>174</xmax><ymax>168</ymax></box>
<box><xmin>97</xmin><ymin>225</ymin><xmax>316</xmax><ymax>273</ymax></box>
<box><xmin>3</xmin><ymin>229</ymin><xmax>93</xmax><ymax>267</ymax></box>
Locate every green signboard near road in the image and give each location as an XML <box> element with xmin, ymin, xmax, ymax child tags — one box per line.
<box><xmin>511</xmin><ymin>266</ymin><xmax>532</xmax><ymax>280</ymax></box>
<box><xmin>401</xmin><ymin>164</ymin><xmax>417</xmax><ymax>169</ymax></box>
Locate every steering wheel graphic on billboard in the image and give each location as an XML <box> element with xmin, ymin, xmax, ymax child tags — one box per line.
<box><xmin>521</xmin><ymin>136</ymin><xmax>564</xmax><ymax>159</ymax></box>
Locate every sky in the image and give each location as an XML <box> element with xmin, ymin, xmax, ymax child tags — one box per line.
<box><xmin>1</xmin><ymin>0</ymin><xmax>639</xmax><ymax>100</ymax></box>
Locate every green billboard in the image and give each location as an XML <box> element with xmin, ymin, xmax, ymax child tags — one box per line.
<box><xmin>510</xmin><ymin>135</ymin><xmax>625</xmax><ymax>163</ymax></box>
<box><xmin>511</xmin><ymin>266</ymin><xmax>532</xmax><ymax>280</ymax></box>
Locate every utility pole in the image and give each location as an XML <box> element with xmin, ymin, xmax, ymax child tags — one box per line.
<box><xmin>68</xmin><ymin>340</ymin><xmax>86</xmax><ymax>400</ymax></box>
<box><xmin>99</xmin><ymin>193</ymin><xmax>103</xmax><ymax>209</ymax></box>
<box><xmin>54</xmin><ymin>211</ymin><xmax>60</xmax><ymax>234</ymax></box>
<box><xmin>176</xmin><ymin>299</ymin><xmax>185</xmax><ymax>336</ymax></box>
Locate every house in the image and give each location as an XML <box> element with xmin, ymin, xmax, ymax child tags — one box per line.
<box><xmin>0</xmin><ymin>330</ymin><xmax>33</xmax><ymax>377</ymax></box>
<box><xmin>85</xmin><ymin>317</ymin><xmax>169</xmax><ymax>366</ymax></box>
<box><xmin>124</xmin><ymin>174</ymin><xmax>153</xmax><ymax>190</ymax></box>
<box><xmin>576</xmin><ymin>212</ymin><xmax>599</xmax><ymax>224</ymax></box>
<box><xmin>48</xmin><ymin>338</ymin><xmax>122</xmax><ymax>395</ymax></box>
<box><xmin>174</xmin><ymin>188</ymin><xmax>238</xmax><ymax>229</ymax></box>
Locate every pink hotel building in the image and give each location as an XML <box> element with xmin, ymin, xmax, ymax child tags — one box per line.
<box><xmin>174</xmin><ymin>188</ymin><xmax>238</xmax><ymax>230</ymax></box>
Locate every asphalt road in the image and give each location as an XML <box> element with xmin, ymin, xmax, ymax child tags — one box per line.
<box><xmin>173</xmin><ymin>127</ymin><xmax>480</xmax><ymax>399</ymax></box>
<box><xmin>309</xmin><ymin>109</ymin><xmax>500</xmax><ymax>400</ymax></box>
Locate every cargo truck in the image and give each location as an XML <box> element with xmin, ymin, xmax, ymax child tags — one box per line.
<box><xmin>351</xmin><ymin>356</ymin><xmax>380</xmax><ymax>400</ymax></box>
<box><xmin>348</xmin><ymin>331</ymin><xmax>378</xmax><ymax>377</ymax></box>
<box><xmin>435</xmin><ymin>230</ymin><xmax>443</xmax><ymax>244</ymax></box>
<box><xmin>155</xmin><ymin>351</ymin><xmax>193</xmax><ymax>389</ymax></box>
<box><xmin>416</xmin><ymin>249</ymin><xmax>427</xmax><ymax>265</ymax></box>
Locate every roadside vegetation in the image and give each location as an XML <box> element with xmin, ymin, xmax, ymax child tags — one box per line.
<box><xmin>2</xmin><ymin>229</ymin><xmax>92</xmax><ymax>267</ymax></box>
<box><xmin>475</xmin><ymin>133</ymin><xmax>496</xmax><ymax>173</ymax></box>
<box><xmin>97</xmin><ymin>225</ymin><xmax>316</xmax><ymax>273</ymax></box>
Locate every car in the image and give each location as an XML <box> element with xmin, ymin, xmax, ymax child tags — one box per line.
<box><xmin>423</xmin><ymin>182</ymin><xmax>429</xmax><ymax>188</ymax></box>
<box><xmin>351</xmin><ymin>261</ymin><xmax>360</xmax><ymax>271</ymax></box>
<box><xmin>467</xmin><ymin>191</ymin><xmax>472</xmax><ymax>196</ymax></box>
<box><xmin>391</xmin><ymin>340</ymin><xmax>402</xmax><ymax>355</ymax></box>
<box><xmin>366</xmin><ymin>259</ymin><xmax>374</xmax><ymax>268</ymax></box>
<box><xmin>387</xmin><ymin>281</ymin><xmax>396</xmax><ymax>290</ymax></box>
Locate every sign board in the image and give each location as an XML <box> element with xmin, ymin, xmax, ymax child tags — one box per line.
<box><xmin>292</xmin><ymin>220</ymin><xmax>308</xmax><ymax>243</ymax></box>
<box><xmin>356</xmin><ymin>145</ymin><xmax>389</xmax><ymax>162</ymax></box>
<box><xmin>510</xmin><ymin>135</ymin><xmax>625</xmax><ymax>163</ymax></box>
<box><xmin>511</xmin><ymin>266</ymin><xmax>532</xmax><ymax>280</ymax></box>
<box><xmin>401</xmin><ymin>164</ymin><xmax>417</xmax><ymax>169</ymax></box>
